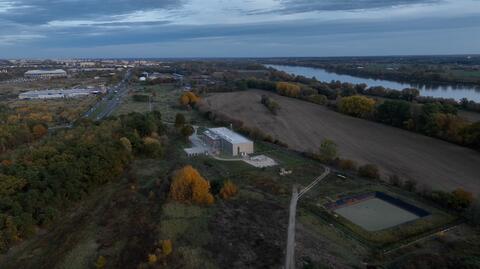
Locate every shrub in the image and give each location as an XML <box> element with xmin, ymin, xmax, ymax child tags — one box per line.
<box><xmin>260</xmin><ymin>95</ymin><xmax>280</xmax><ymax>115</ymax></box>
<box><xmin>358</xmin><ymin>164</ymin><xmax>380</xmax><ymax>179</ymax></box>
<box><xmin>161</xmin><ymin>239</ymin><xmax>173</xmax><ymax>256</ymax></box>
<box><xmin>337</xmin><ymin>159</ymin><xmax>357</xmax><ymax>171</ymax></box>
<box><xmin>427</xmin><ymin>188</ymin><xmax>474</xmax><ymax>211</ymax></box>
<box><xmin>175</xmin><ymin>113</ymin><xmax>186</xmax><ymax>128</ymax></box>
<box><xmin>119</xmin><ymin>137</ymin><xmax>132</xmax><ymax>153</ymax></box>
<box><xmin>132</xmin><ymin>94</ymin><xmax>150</xmax><ymax>102</ymax></box>
<box><xmin>388</xmin><ymin>175</ymin><xmax>402</xmax><ymax>187</ymax></box>
<box><xmin>307</xmin><ymin>94</ymin><xmax>328</xmax><ymax>105</ymax></box>
<box><xmin>452</xmin><ymin>188</ymin><xmax>474</xmax><ymax>209</ymax></box>
<box><xmin>375</xmin><ymin>100</ymin><xmax>412</xmax><ymax>127</ymax></box>
<box><xmin>170</xmin><ymin>166</ymin><xmax>214</xmax><ymax>205</ymax></box>
<box><xmin>32</xmin><ymin>124</ymin><xmax>48</xmax><ymax>139</ymax></box>
<box><xmin>317</xmin><ymin>139</ymin><xmax>338</xmax><ymax>163</ymax></box>
<box><xmin>466</xmin><ymin>199</ymin><xmax>480</xmax><ymax>226</ymax></box>
<box><xmin>181</xmin><ymin>125</ymin><xmax>195</xmax><ymax>139</ymax></box>
<box><xmin>338</xmin><ymin>95</ymin><xmax>376</xmax><ymax>118</ymax></box>
<box><xmin>219</xmin><ymin>180</ymin><xmax>238</xmax><ymax>200</ymax></box>
<box><xmin>148</xmin><ymin>254</ymin><xmax>157</xmax><ymax>265</ymax></box>
<box><xmin>95</xmin><ymin>256</ymin><xmax>106</xmax><ymax>269</ymax></box>
<box><xmin>403</xmin><ymin>179</ymin><xmax>418</xmax><ymax>192</ymax></box>
<box><xmin>142</xmin><ymin>137</ymin><xmax>163</xmax><ymax>158</ymax></box>
<box><xmin>276</xmin><ymin>82</ymin><xmax>301</xmax><ymax>97</ymax></box>
<box><xmin>179</xmin><ymin>92</ymin><xmax>199</xmax><ymax>106</ymax></box>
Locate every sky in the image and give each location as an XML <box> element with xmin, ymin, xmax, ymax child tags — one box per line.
<box><xmin>0</xmin><ymin>0</ymin><xmax>479</xmax><ymax>58</ymax></box>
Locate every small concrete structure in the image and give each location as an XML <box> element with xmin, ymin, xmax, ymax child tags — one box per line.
<box><xmin>243</xmin><ymin>155</ymin><xmax>277</xmax><ymax>168</ymax></box>
<box><xmin>184</xmin><ymin>147</ymin><xmax>208</xmax><ymax>157</ymax></box>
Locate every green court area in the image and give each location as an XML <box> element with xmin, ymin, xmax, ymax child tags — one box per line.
<box><xmin>334</xmin><ymin>197</ymin><xmax>421</xmax><ymax>232</ymax></box>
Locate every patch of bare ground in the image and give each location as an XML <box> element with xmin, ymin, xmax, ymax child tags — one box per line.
<box><xmin>203</xmin><ymin>90</ymin><xmax>480</xmax><ymax>194</ymax></box>
<box><xmin>209</xmin><ymin>197</ymin><xmax>286</xmax><ymax>268</ymax></box>
<box><xmin>208</xmin><ymin>192</ymin><xmax>354</xmax><ymax>269</ymax></box>
<box><xmin>295</xmin><ymin>222</ymin><xmax>356</xmax><ymax>269</ymax></box>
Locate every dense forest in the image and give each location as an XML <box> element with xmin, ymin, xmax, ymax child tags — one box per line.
<box><xmin>0</xmin><ymin>111</ymin><xmax>165</xmax><ymax>252</ymax></box>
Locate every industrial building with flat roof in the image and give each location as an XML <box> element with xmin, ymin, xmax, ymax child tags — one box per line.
<box><xmin>203</xmin><ymin>127</ymin><xmax>254</xmax><ymax>156</ymax></box>
<box><xmin>19</xmin><ymin>88</ymin><xmax>102</xmax><ymax>100</ymax></box>
<box><xmin>24</xmin><ymin>69</ymin><xmax>67</xmax><ymax>79</ymax></box>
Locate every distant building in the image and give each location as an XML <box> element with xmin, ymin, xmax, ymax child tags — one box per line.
<box><xmin>79</xmin><ymin>61</ymin><xmax>96</xmax><ymax>67</ymax></box>
<box><xmin>24</xmin><ymin>69</ymin><xmax>67</xmax><ymax>79</ymax></box>
<box><xmin>19</xmin><ymin>88</ymin><xmax>103</xmax><ymax>100</ymax></box>
<box><xmin>202</xmin><ymin>127</ymin><xmax>254</xmax><ymax>156</ymax></box>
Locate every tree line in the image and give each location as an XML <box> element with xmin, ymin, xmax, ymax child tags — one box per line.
<box><xmin>239</xmin><ymin>77</ymin><xmax>480</xmax><ymax>151</ymax></box>
<box><xmin>337</xmin><ymin>96</ymin><xmax>480</xmax><ymax>150</ymax></box>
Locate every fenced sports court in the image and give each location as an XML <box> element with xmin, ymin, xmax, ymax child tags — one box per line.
<box><xmin>325</xmin><ymin>192</ymin><xmax>430</xmax><ymax>231</ymax></box>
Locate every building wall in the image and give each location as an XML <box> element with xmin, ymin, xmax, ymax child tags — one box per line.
<box><xmin>220</xmin><ymin>139</ymin><xmax>254</xmax><ymax>156</ymax></box>
<box><xmin>234</xmin><ymin>141</ymin><xmax>254</xmax><ymax>156</ymax></box>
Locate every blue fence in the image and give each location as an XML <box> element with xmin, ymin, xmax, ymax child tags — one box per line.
<box><xmin>375</xmin><ymin>191</ymin><xmax>430</xmax><ymax>217</ymax></box>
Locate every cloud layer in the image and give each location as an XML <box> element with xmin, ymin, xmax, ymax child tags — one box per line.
<box><xmin>0</xmin><ymin>0</ymin><xmax>479</xmax><ymax>58</ymax></box>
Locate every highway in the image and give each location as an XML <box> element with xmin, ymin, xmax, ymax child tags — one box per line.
<box><xmin>83</xmin><ymin>69</ymin><xmax>132</xmax><ymax>120</ymax></box>
<box><xmin>284</xmin><ymin>166</ymin><xmax>330</xmax><ymax>269</ymax></box>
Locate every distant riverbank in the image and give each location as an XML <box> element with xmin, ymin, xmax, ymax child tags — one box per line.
<box><xmin>266</xmin><ymin>64</ymin><xmax>480</xmax><ymax>102</ymax></box>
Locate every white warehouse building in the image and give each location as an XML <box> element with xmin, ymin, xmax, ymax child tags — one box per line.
<box><xmin>203</xmin><ymin>127</ymin><xmax>254</xmax><ymax>156</ymax></box>
<box><xmin>19</xmin><ymin>88</ymin><xmax>102</xmax><ymax>100</ymax></box>
<box><xmin>24</xmin><ymin>69</ymin><xmax>67</xmax><ymax>79</ymax></box>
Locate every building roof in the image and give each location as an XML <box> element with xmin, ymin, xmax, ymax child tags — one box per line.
<box><xmin>25</xmin><ymin>69</ymin><xmax>67</xmax><ymax>75</ymax></box>
<box><xmin>208</xmin><ymin>127</ymin><xmax>252</xmax><ymax>144</ymax></box>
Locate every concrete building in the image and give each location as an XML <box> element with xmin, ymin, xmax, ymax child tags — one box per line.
<box><xmin>202</xmin><ymin>127</ymin><xmax>254</xmax><ymax>156</ymax></box>
<box><xmin>24</xmin><ymin>69</ymin><xmax>67</xmax><ymax>79</ymax></box>
<box><xmin>19</xmin><ymin>88</ymin><xmax>102</xmax><ymax>100</ymax></box>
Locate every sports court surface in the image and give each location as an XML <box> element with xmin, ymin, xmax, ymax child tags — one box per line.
<box><xmin>334</xmin><ymin>197</ymin><xmax>421</xmax><ymax>231</ymax></box>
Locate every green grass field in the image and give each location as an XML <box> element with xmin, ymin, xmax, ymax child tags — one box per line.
<box><xmin>113</xmin><ymin>83</ymin><xmax>209</xmax><ymax>125</ymax></box>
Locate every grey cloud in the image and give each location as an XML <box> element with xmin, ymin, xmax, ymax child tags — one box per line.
<box><xmin>2</xmin><ymin>0</ymin><xmax>183</xmax><ymax>25</ymax></box>
<box><xmin>279</xmin><ymin>0</ymin><xmax>440</xmax><ymax>12</ymax></box>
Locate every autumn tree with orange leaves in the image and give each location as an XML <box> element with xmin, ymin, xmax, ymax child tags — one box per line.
<box><xmin>32</xmin><ymin>124</ymin><xmax>48</xmax><ymax>139</ymax></box>
<box><xmin>170</xmin><ymin>165</ymin><xmax>214</xmax><ymax>205</ymax></box>
<box><xmin>179</xmin><ymin>92</ymin><xmax>199</xmax><ymax>106</ymax></box>
<box><xmin>220</xmin><ymin>180</ymin><xmax>238</xmax><ymax>200</ymax></box>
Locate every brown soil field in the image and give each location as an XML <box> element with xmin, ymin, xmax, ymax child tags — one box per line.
<box><xmin>459</xmin><ymin>110</ymin><xmax>480</xmax><ymax>123</ymax></box>
<box><xmin>203</xmin><ymin>90</ymin><xmax>480</xmax><ymax>194</ymax></box>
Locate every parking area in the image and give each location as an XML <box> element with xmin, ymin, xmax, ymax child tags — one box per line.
<box><xmin>243</xmin><ymin>155</ymin><xmax>277</xmax><ymax>168</ymax></box>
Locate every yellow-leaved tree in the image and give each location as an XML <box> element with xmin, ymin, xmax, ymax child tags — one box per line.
<box><xmin>170</xmin><ymin>165</ymin><xmax>214</xmax><ymax>205</ymax></box>
<box><xmin>276</xmin><ymin>82</ymin><xmax>301</xmax><ymax>97</ymax></box>
<box><xmin>338</xmin><ymin>95</ymin><xmax>376</xmax><ymax>118</ymax></box>
<box><xmin>179</xmin><ymin>92</ymin><xmax>199</xmax><ymax>106</ymax></box>
<box><xmin>220</xmin><ymin>180</ymin><xmax>238</xmax><ymax>200</ymax></box>
<box><xmin>161</xmin><ymin>239</ymin><xmax>173</xmax><ymax>256</ymax></box>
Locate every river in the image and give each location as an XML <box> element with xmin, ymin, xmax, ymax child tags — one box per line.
<box><xmin>266</xmin><ymin>64</ymin><xmax>480</xmax><ymax>102</ymax></box>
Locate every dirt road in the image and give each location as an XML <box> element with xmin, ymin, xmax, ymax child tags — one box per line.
<box><xmin>203</xmin><ymin>90</ymin><xmax>480</xmax><ymax>194</ymax></box>
<box><xmin>286</xmin><ymin>167</ymin><xmax>330</xmax><ymax>269</ymax></box>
